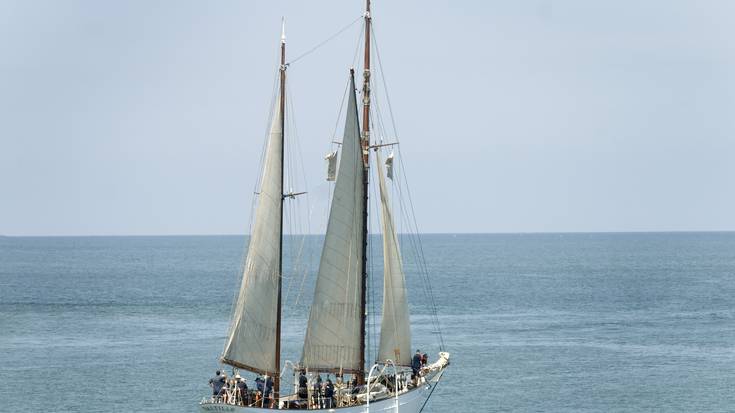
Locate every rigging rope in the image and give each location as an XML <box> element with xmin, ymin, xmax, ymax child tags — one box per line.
<box><xmin>372</xmin><ymin>25</ymin><xmax>446</xmax><ymax>351</ymax></box>
<box><xmin>288</xmin><ymin>16</ymin><xmax>362</xmax><ymax>66</ymax></box>
<box><xmin>282</xmin><ymin>81</ymin><xmax>314</xmax><ymax>316</ymax></box>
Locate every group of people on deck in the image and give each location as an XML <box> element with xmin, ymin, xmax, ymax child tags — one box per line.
<box><xmin>297</xmin><ymin>370</ymin><xmax>335</xmax><ymax>409</ymax></box>
<box><xmin>209</xmin><ymin>370</ymin><xmax>274</xmax><ymax>407</ymax></box>
<box><xmin>411</xmin><ymin>349</ymin><xmax>429</xmax><ymax>384</ymax></box>
<box><xmin>208</xmin><ymin>352</ymin><xmax>430</xmax><ymax>409</ymax></box>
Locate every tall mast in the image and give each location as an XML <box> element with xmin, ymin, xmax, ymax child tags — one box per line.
<box><xmin>358</xmin><ymin>0</ymin><xmax>371</xmax><ymax>384</ymax></box>
<box><xmin>274</xmin><ymin>17</ymin><xmax>286</xmax><ymax>405</ymax></box>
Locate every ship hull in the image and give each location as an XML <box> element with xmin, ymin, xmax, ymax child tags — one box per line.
<box><xmin>200</xmin><ymin>382</ymin><xmax>431</xmax><ymax>413</ymax></box>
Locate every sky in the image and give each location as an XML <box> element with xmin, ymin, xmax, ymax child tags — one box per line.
<box><xmin>1</xmin><ymin>0</ymin><xmax>734</xmax><ymax>236</ymax></box>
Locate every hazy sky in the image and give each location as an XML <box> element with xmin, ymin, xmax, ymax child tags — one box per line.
<box><xmin>1</xmin><ymin>0</ymin><xmax>734</xmax><ymax>236</ymax></box>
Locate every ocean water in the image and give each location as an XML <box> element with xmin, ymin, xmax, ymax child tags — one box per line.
<box><xmin>1</xmin><ymin>233</ymin><xmax>734</xmax><ymax>412</ymax></box>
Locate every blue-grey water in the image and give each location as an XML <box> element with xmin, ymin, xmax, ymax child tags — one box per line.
<box><xmin>1</xmin><ymin>233</ymin><xmax>734</xmax><ymax>412</ymax></box>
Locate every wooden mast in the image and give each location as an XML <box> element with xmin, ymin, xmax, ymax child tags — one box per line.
<box><xmin>274</xmin><ymin>17</ymin><xmax>286</xmax><ymax>406</ymax></box>
<box><xmin>358</xmin><ymin>0</ymin><xmax>371</xmax><ymax>385</ymax></box>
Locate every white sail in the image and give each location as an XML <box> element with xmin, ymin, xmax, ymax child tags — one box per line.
<box><xmin>221</xmin><ymin>95</ymin><xmax>282</xmax><ymax>374</ymax></box>
<box><xmin>301</xmin><ymin>74</ymin><xmax>364</xmax><ymax>372</ymax></box>
<box><xmin>375</xmin><ymin>150</ymin><xmax>412</xmax><ymax>366</ymax></box>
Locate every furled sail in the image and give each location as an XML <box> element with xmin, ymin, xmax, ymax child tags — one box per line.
<box><xmin>385</xmin><ymin>151</ymin><xmax>394</xmax><ymax>180</ymax></box>
<box><xmin>221</xmin><ymin>95</ymin><xmax>282</xmax><ymax>374</ymax></box>
<box><xmin>375</xmin><ymin>150</ymin><xmax>412</xmax><ymax>366</ymax></box>
<box><xmin>325</xmin><ymin>150</ymin><xmax>338</xmax><ymax>181</ymax></box>
<box><xmin>301</xmin><ymin>74</ymin><xmax>364</xmax><ymax>372</ymax></box>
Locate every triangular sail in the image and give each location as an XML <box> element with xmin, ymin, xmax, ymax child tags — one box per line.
<box><xmin>301</xmin><ymin>74</ymin><xmax>364</xmax><ymax>372</ymax></box>
<box><xmin>221</xmin><ymin>95</ymin><xmax>282</xmax><ymax>374</ymax></box>
<box><xmin>375</xmin><ymin>150</ymin><xmax>412</xmax><ymax>366</ymax></box>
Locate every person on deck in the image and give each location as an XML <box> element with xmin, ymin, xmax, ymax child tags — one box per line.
<box><xmin>209</xmin><ymin>370</ymin><xmax>226</xmax><ymax>399</ymax></box>
<box><xmin>350</xmin><ymin>375</ymin><xmax>362</xmax><ymax>398</ymax></box>
<box><xmin>298</xmin><ymin>370</ymin><xmax>308</xmax><ymax>401</ymax></box>
<box><xmin>219</xmin><ymin>377</ymin><xmax>230</xmax><ymax>403</ymax></box>
<box><xmin>324</xmin><ymin>378</ymin><xmax>335</xmax><ymax>408</ymax></box>
<box><xmin>313</xmin><ymin>374</ymin><xmax>323</xmax><ymax>408</ymax></box>
<box><xmin>263</xmin><ymin>374</ymin><xmax>274</xmax><ymax>407</ymax></box>
<box><xmin>412</xmin><ymin>350</ymin><xmax>422</xmax><ymax>384</ymax></box>
<box><xmin>254</xmin><ymin>390</ymin><xmax>262</xmax><ymax>407</ymax></box>
<box><xmin>421</xmin><ymin>353</ymin><xmax>428</xmax><ymax>367</ymax></box>
<box><xmin>235</xmin><ymin>375</ymin><xmax>248</xmax><ymax>405</ymax></box>
<box><xmin>254</xmin><ymin>375</ymin><xmax>267</xmax><ymax>406</ymax></box>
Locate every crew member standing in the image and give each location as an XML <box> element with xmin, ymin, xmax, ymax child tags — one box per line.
<box><xmin>411</xmin><ymin>350</ymin><xmax>422</xmax><ymax>384</ymax></box>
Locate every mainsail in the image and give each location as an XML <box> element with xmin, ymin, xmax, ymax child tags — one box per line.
<box><xmin>221</xmin><ymin>94</ymin><xmax>282</xmax><ymax>374</ymax></box>
<box><xmin>301</xmin><ymin>73</ymin><xmax>364</xmax><ymax>372</ymax></box>
<box><xmin>375</xmin><ymin>150</ymin><xmax>412</xmax><ymax>366</ymax></box>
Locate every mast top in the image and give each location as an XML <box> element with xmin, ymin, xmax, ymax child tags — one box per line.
<box><xmin>281</xmin><ymin>17</ymin><xmax>286</xmax><ymax>44</ymax></box>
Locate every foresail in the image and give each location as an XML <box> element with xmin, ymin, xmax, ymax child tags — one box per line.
<box><xmin>376</xmin><ymin>150</ymin><xmax>412</xmax><ymax>366</ymax></box>
<box><xmin>221</xmin><ymin>95</ymin><xmax>282</xmax><ymax>374</ymax></box>
<box><xmin>301</xmin><ymin>74</ymin><xmax>364</xmax><ymax>372</ymax></box>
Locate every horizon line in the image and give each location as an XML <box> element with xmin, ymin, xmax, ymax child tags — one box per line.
<box><xmin>3</xmin><ymin>229</ymin><xmax>735</xmax><ymax>238</ymax></box>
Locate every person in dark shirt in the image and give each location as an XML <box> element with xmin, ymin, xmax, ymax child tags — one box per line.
<box><xmin>412</xmin><ymin>350</ymin><xmax>422</xmax><ymax>384</ymax></box>
<box><xmin>264</xmin><ymin>374</ymin><xmax>273</xmax><ymax>407</ymax></box>
<box><xmin>312</xmin><ymin>374</ymin><xmax>323</xmax><ymax>408</ymax></box>
<box><xmin>350</xmin><ymin>375</ymin><xmax>363</xmax><ymax>396</ymax></box>
<box><xmin>208</xmin><ymin>370</ymin><xmax>225</xmax><ymax>398</ymax></box>
<box><xmin>324</xmin><ymin>378</ymin><xmax>335</xmax><ymax>408</ymax></box>
<box><xmin>254</xmin><ymin>375</ymin><xmax>267</xmax><ymax>406</ymax></box>
<box><xmin>298</xmin><ymin>370</ymin><xmax>308</xmax><ymax>400</ymax></box>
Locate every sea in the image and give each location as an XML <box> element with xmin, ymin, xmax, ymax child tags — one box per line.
<box><xmin>1</xmin><ymin>233</ymin><xmax>734</xmax><ymax>412</ymax></box>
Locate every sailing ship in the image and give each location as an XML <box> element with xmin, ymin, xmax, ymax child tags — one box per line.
<box><xmin>200</xmin><ymin>2</ymin><xmax>449</xmax><ymax>411</ymax></box>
